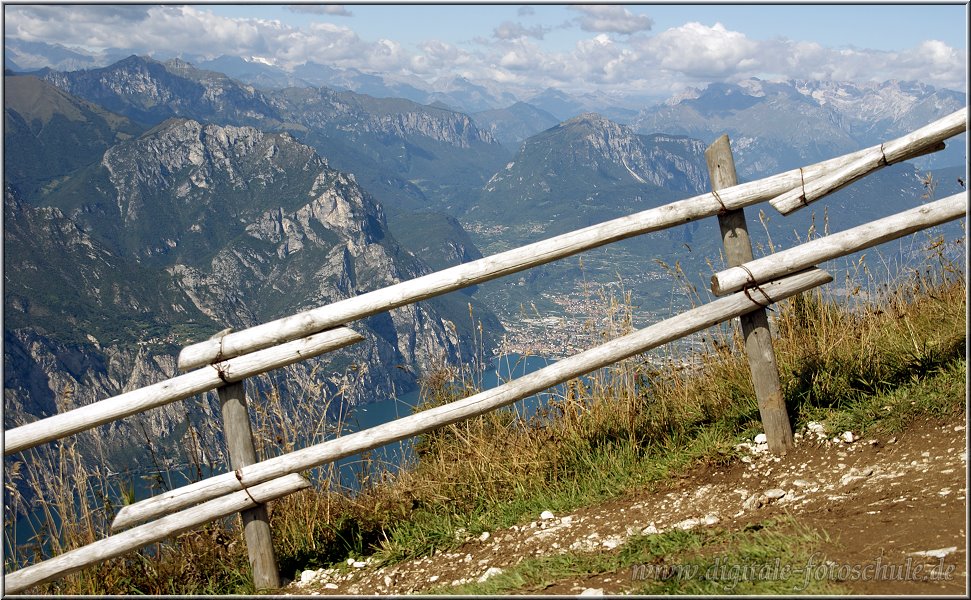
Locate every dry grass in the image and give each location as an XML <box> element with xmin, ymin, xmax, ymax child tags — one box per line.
<box><xmin>4</xmin><ymin>227</ymin><xmax>965</xmax><ymax>593</ymax></box>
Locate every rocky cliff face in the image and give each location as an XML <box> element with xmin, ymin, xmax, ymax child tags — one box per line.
<box><xmin>479</xmin><ymin>112</ymin><xmax>710</xmax><ymax>230</ymax></box>
<box><xmin>32</xmin><ymin>57</ymin><xmax>510</xmax><ymax>222</ymax></box>
<box><xmin>40</xmin><ymin>55</ymin><xmax>283</xmax><ymax>128</ymax></box>
<box><xmin>551</xmin><ymin>114</ymin><xmax>708</xmax><ymax>192</ymax></box>
<box><xmin>37</xmin><ymin>56</ymin><xmax>500</xmax><ymax>151</ymax></box>
<box><xmin>4</xmin><ymin>118</ymin><xmax>492</xmax><ymax>476</ymax></box>
<box><xmin>277</xmin><ymin>87</ymin><xmax>499</xmax><ymax>148</ymax></box>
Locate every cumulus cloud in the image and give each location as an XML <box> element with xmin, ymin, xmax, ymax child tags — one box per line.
<box><xmin>640</xmin><ymin>22</ymin><xmax>761</xmax><ymax>79</ymax></box>
<box><xmin>750</xmin><ymin>36</ymin><xmax>967</xmax><ymax>92</ymax></box>
<box><xmin>3</xmin><ymin>5</ymin><xmax>965</xmax><ymax>96</ymax></box>
<box><xmin>569</xmin><ymin>5</ymin><xmax>653</xmax><ymax>35</ymax></box>
<box><xmin>6</xmin><ymin>5</ymin><xmax>275</xmax><ymax>59</ymax></box>
<box><xmin>408</xmin><ymin>39</ymin><xmax>479</xmax><ymax>78</ymax></box>
<box><xmin>890</xmin><ymin>40</ymin><xmax>968</xmax><ymax>91</ymax></box>
<box><xmin>493</xmin><ymin>21</ymin><xmax>548</xmax><ymax>41</ymax></box>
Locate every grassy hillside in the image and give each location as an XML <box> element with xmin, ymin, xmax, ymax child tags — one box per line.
<box><xmin>4</xmin><ymin>231</ymin><xmax>965</xmax><ymax>594</ymax></box>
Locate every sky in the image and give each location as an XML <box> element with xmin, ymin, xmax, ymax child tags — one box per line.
<box><xmin>3</xmin><ymin>3</ymin><xmax>968</xmax><ymax>97</ymax></box>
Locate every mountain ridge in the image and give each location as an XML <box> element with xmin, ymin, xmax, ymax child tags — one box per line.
<box><xmin>4</xmin><ymin>51</ymin><xmax>965</xmax><ymax>489</ymax></box>
<box><xmin>3</xmin><ymin>111</ymin><xmax>501</xmax><ymax>478</ymax></box>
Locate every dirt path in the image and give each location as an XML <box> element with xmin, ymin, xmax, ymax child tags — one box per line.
<box><xmin>286</xmin><ymin>414</ymin><xmax>967</xmax><ymax>595</ymax></box>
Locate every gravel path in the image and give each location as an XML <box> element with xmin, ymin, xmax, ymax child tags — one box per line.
<box><xmin>286</xmin><ymin>415</ymin><xmax>967</xmax><ymax>595</ymax></box>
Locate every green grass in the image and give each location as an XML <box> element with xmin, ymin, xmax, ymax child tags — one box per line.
<box><xmin>810</xmin><ymin>357</ymin><xmax>966</xmax><ymax>437</ymax></box>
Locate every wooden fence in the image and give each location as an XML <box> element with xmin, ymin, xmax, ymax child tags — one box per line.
<box><xmin>3</xmin><ymin>107</ymin><xmax>967</xmax><ymax>594</ymax></box>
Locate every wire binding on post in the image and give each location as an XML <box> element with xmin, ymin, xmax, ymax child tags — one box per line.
<box><xmin>235</xmin><ymin>469</ymin><xmax>260</xmax><ymax>505</ymax></box>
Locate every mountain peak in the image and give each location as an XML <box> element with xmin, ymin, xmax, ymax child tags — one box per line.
<box><xmin>565</xmin><ymin>112</ymin><xmax>614</xmax><ymax>127</ymax></box>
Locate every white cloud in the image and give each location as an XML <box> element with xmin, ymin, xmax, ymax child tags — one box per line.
<box><xmin>753</xmin><ymin>37</ymin><xmax>967</xmax><ymax>92</ymax></box>
<box><xmin>569</xmin><ymin>5</ymin><xmax>653</xmax><ymax>35</ymax></box>
<box><xmin>409</xmin><ymin>40</ymin><xmax>475</xmax><ymax>76</ymax></box>
<box><xmin>493</xmin><ymin>21</ymin><xmax>548</xmax><ymax>41</ymax></box>
<box><xmin>642</xmin><ymin>22</ymin><xmax>761</xmax><ymax>79</ymax></box>
<box><xmin>892</xmin><ymin>40</ymin><xmax>968</xmax><ymax>91</ymax></box>
<box><xmin>3</xmin><ymin>5</ymin><xmax>965</xmax><ymax>96</ymax></box>
<box><xmin>286</xmin><ymin>5</ymin><xmax>353</xmax><ymax>17</ymax></box>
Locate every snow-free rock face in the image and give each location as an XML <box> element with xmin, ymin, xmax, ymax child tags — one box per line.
<box><xmin>40</xmin><ymin>55</ymin><xmax>283</xmax><ymax>127</ymax></box>
<box><xmin>477</xmin><ymin>112</ymin><xmax>709</xmax><ymax>236</ymax></box>
<box><xmin>34</xmin><ymin>55</ymin><xmax>509</xmax><ymax>218</ymax></box>
<box><xmin>4</xmin><ymin>119</ymin><xmax>491</xmax><ymax>480</ymax></box>
<box><xmin>486</xmin><ymin>113</ymin><xmax>708</xmax><ymax>196</ymax></box>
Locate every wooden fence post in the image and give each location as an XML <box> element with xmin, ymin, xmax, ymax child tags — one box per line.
<box><xmin>706</xmin><ymin>135</ymin><xmax>795</xmax><ymax>454</ymax></box>
<box><xmin>211</xmin><ymin>330</ymin><xmax>281</xmax><ymax>590</ymax></box>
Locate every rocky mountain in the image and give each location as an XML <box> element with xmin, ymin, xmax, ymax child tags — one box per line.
<box><xmin>271</xmin><ymin>86</ymin><xmax>510</xmax><ymax>215</ymax></box>
<box><xmin>3</xmin><ymin>182</ymin><xmax>218</xmax><ymax>471</ymax></box>
<box><xmin>4</xmin><ymin>110</ymin><xmax>500</xmax><ymax>474</ymax></box>
<box><xmin>790</xmin><ymin>79</ymin><xmax>965</xmax><ymax>138</ymax></box>
<box><xmin>3</xmin><ymin>75</ymin><xmax>145</xmax><ymax>197</ymax></box>
<box><xmin>4</xmin><ymin>39</ymin><xmax>105</xmax><ymax>72</ymax></box>
<box><xmin>524</xmin><ymin>88</ymin><xmax>651</xmax><ymax>124</ymax></box>
<box><xmin>197</xmin><ymin>55</ymin><xmax>310</xmax><ymax>91</ymax></box>
<box><xmin>633</xmin><ymin>79</ymin><xmax>967</xmax><ymax>177</ymax></box>
<box><xmin>17</xmin><ymin>56</ymin><xmax>512</xmax><ymax>329</ymax></box>
<box><xmin>26</xmin><ymin>56</ymin><xmax>510</xmax><ymax>227</ymax></box>
<box><xmin>476</xmin><ymin>113</ymin><xmax>709</xmax><ymax>234</ymax></box>
<box><xmin>6</xmin><ymin>42</ymin><xmax>651</xmax><ymax>119</ymax></box>
<box><xmin>424</xmin><ymin>76</ymin><xmax>520</xmax><ymax>114</ymax></box>
<box><xmin>385</xmin><ymin>211</ymin><xmax>484</xmax><ymax>274</ymax></box>
<box><xmin>36</xmin><ymin>55</ymin><xmax>285</xmax><ymax>129</ymax></box>
<box><xmin>291</xmin><ymin>61</ymin><xmax>430</xmax><ymax>103</ymax></box>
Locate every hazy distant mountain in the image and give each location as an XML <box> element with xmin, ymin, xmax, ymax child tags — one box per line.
<box><xmin>197</xmin><ymin>54</ymin><xmax>308</xmax><ymax>90</ymax></box>
<box><xmin>472</xmin><ymin>102</ymin><xmax>561</xmax><ymax>151</ymax></box>
<box><xmin>524</xmin><ymin>88</ymin><xmax>655</xmax><ymax>124</ymax></box>
<box><xmin>293</xmin><ymin>61</ymin><xmax>431</xmax><ymax>103</ymax></box>
<box><xmin>270</xmin><ymin>85</ymin><xmax>511</xmax><ymax>215</ymax></box>
<box><xmin>634</xmin><ymin>78</ymin><xmax>967</xmax><ymax>176</ymax></box>
<box><xmin>3</xmin><ymin>39</ymin><xmax>103</xmax><ymax>72</ymax></box>
<box><xmin>426</xmin><ymin>75</ymin><xmax>520</xmax><ymax>113</ymax></box>
<box><xmin>524</xmin><ymin>88</ymin><xmax>591</xmax><ymax>122</ymax></box>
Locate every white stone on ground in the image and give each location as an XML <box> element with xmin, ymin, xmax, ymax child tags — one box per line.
<box><xmin>477</xmin><ymin>567</ymin><xmax>503</xmax><ymax>583</ymax></box>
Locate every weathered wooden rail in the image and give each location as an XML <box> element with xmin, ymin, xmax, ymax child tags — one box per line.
<box><xmin>3</xmin><ymin>107</ymin><xmax>966</xmax><ymax>594</ymax></box>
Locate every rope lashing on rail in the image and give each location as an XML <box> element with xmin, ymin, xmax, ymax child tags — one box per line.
<box><xmin>711</xmin><ymin>188</ymin><xmax>729</xmax><ymax>214</ymax></box>
<box><xmin>211</xmin><ymin>329</ymin><xmax>233</xmax><ymax>383</ymax></box>
<box><xmin>212</xmin><ymin>362</ymin><xmax>231</xmax><ymax>383</ymax></box>
<box><xmin>739</xmin><ymin>265</ymin><xmax>775</xmax><ymax>311</ymax></box>
<box><xmin>797</xmin><ymin>167</ymin><xmax>809</xmax><ymax>208</ymax></box>
<box><xmin>743</xmin><ymin>284</ymin><xmax>776</xmax><ymax>311</ymax></box>
<box><xmin>235</xmin><ymin>469</ymin><xmax>260</xmax><ymax>505</ymax></box>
